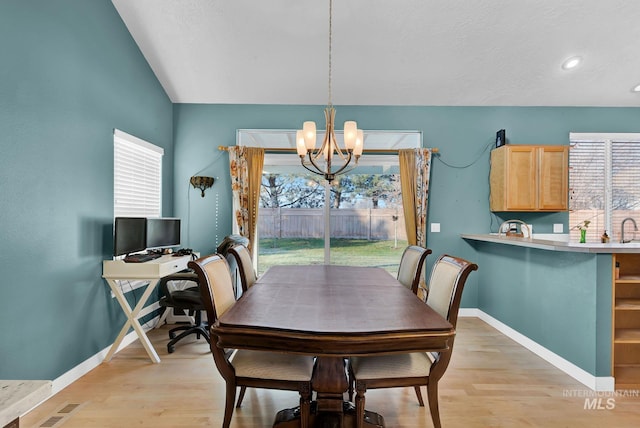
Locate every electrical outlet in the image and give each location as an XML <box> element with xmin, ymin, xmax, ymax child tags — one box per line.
<box><xmin>431</xmin><ymin>223</ymin><xmax>441</xmax><ymax>233</ymax></box>
<box><xmin>553</xmin><ymin>223</ymin><xmax>564</xmax><ymax>233</ymax></box>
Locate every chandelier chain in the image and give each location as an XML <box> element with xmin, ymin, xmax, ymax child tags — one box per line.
<box><xmin>328</xmin><ymin>0</ymin><xmax>332</xmax><ymax>108</ymax></box>
<box><xmin>296</xmin><ymin>0</ymin><xmax>361</xmax><ymax>183</ymax></box>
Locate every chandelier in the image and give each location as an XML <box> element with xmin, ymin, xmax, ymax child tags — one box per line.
<box><xmin>296</xmin><ymin>0</ymin><xmax>363</xmax><ymax>182</ymax></box>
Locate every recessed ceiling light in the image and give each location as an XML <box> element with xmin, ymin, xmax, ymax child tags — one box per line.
<box><xmin>561</xmin><ymin>56</ymin><xmax>582</xmax><ymax>70</ymax></box>
<box><xmin>632</xmin><ymin>84</ymin><xmax>640</xmax><ymax>92</ymax></box>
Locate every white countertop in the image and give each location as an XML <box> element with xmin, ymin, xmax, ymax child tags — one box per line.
<box><xmin>0</xmin><ymin>380</ymin><xmax>52</xmax><ymax>425</ymax></box>
<box><xmin>461</xmin><ymin>233</ymin><xmax>640</xmax><ymax>253</ymax></box>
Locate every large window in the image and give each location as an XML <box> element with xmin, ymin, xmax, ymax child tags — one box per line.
<box><xmin>569</xmin><ymin>133</ymin><xmax>640</xmax><ymax>242</ymax></box>
<box><xmin>114</xmin><ymin>129</ymin><xmax>163</xmax><ymax>218</ymax></box>
<box><xmin>238</xmin><ymin>130</ymin><xmax>419</xmax><ymax>274</ymax></box>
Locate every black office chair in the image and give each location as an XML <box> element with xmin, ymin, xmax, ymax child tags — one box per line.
<box><xmin>158</xmin><ymin>272</ymin><xmax>210</xmax><ymax>353</ymax></box>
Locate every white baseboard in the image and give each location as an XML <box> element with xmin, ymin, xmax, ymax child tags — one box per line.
<box><xmin>51</xmin><ymin>303</ymin><xmax>161</xmax><ymax>395</ymax></box>
<box><xmin>459</xmin><ymin>309</ymin><xmax>614</xmax><ymax>391</ymax></box>
<box><xmin>458</xmin><ymin>308</ymin><xmax>481</xmax><ymax>317</ymax></box>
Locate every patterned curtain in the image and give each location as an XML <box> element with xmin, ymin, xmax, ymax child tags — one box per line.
<box><xmin>399</xmin><ymin>148</ymin><xmax>432</xmax><ymax>300</ymax></box>
<box><xmin>228</xmin><ymin>146</ymin><xmax>264</xmax><ymax>257</ymax></box>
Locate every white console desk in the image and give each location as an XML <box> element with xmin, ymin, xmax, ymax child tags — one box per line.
<box><xmin>102</xmin><ymin>253</ymin><xmax>196</xmax><ymax>363</ymax></box>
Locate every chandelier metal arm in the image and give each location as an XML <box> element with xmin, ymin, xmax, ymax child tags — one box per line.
<box><xmin>302</xmin><ymin>148</ymin><xmax>356</xmax><ymax>182</ymax></box>
<box><xmin>333</xmin><ymin>153</ymin><xmax>362</xmax><ymax>175</ymax></box>
<box><xmin>299</xmin><ymin>156</ymin><xmax>326</xmax><ymax>175</ymax></box>
<box><xmin>305</xmin><ymin>152</ymin><xmax>328</xmax><ymax>175</ymax></box>
<box><xmin>326</xmin><ymin>150</ymin><xmax>354</xmax><ymax>176</ymax></box>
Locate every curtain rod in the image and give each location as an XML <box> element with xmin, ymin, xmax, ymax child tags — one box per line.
<box><xmin>218</xmin><ymin>146</ymin><xmax>439</xmax><ymax>154</ymax></box>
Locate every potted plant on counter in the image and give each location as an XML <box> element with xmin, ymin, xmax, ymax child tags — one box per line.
<box><xmin>575</xmin><ymin>220</ymin><xmax>590</xmax><ymax>243</ymax></box>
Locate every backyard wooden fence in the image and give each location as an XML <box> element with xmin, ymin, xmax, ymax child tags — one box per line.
<box><xmin>259</xmin><ymin>208</ymin><xmax>407</xmax><ymax>240</ymax></box>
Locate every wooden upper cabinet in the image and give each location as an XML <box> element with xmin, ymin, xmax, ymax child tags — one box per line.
<box><xmin>490</xmin><ymin>145</ymin><xmax>568</xmax><ymax>212</ymax></box>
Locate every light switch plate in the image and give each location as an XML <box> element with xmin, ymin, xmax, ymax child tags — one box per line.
<box><xmin>431</xmin><ymin>223</ymin><xmax>441</xmax><ymax>233</ymax></box>
<box><xmin>553</xmin><ymin>223</ymin><xmax>564</xmax><ymax>233</ymax></box>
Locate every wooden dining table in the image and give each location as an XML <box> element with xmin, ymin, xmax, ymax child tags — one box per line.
<box><xmin>211</xmin><ymin>264</ymin><xmax>455</xmax><ymax>428</ymax></box>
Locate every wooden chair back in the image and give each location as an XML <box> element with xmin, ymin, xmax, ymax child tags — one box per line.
<box><xmin>397</xmin><ymin>245</ymin><xmax>432</xmax><ymax>294</ymax></box>
<box><xmin>425</xmin><ymin>254</ymin><xmax>478</xmax><ymax>329</ymax></box>
<box><xmin>227</xmin><ymin>244</ymin><xmax>257</xmax><ymax>293</ymax></box>
<box><xmin>188</xmin><ymin>254</ymin><xmax>235</xmax><ymax>329</ymax></box>
<box><xmin>424</xmin><ymin>254</ymin><xmax>478</xmax><ymax>383</ymax></box>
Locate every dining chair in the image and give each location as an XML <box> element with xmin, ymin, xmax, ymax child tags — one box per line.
<box><xmin>188</xmin><ymin>254</ymin><xmax>314</xmax><ymax>428</ymax></box>
<box><xmin>348</xmin><ymin>254</ymin><xmax>478</xmax><ymax>428</ymax></box>
<box><xmin>227</xmin><ymin>244</ymin><xmax>257</xmax><ymax>294</ymax></box>
<box><xmin>397</xmin><ymin>245</ymin><xmax>432</xmax><ymax>295</ymax></box>
<box><xmin>224</xmin><ymin>244</ymin><xmax>258</xmax><ymax>405</ymax></box>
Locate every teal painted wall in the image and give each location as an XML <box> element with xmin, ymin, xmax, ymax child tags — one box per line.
<box><xmin>468</xmin><ymin>242</ymin><xmax>613</xmax><ymax>376</ymax></box>
<box><xmin>174</xmin><ymin>104</ymin><xmax>640</xmax><ymax>313</ymax></box>
<box><xmin>0</xmin><ymin>1</ymin><xmax>173</xmax><ymax>379</ymax></box>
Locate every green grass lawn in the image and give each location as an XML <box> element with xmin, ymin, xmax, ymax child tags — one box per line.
<box><xmin>258</xmin><ymin>238</ymin><xmax>408</xmax><ymax>275</ymax></box>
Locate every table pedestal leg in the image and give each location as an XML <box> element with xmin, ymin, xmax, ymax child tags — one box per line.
<box><xmin>273</xmin><ymin>357</ymin><xmax>385</xmax><ymax>428</ymax></box>
<box><xmin>274</xmin><ymin>402</ymin><xmax>384</xmax><ymax>428</ymax></box>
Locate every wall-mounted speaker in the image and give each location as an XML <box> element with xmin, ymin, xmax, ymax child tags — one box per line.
<box><xmin>496</xmin><ymin>129</ymin><xmax>506</xmax><ymax>148</ymax></box>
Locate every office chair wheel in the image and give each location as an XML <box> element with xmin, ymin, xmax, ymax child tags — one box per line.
<box><xmin>168</xmin><ymin>324</ymin><xmax>189</xmax><ymax>340</ymax></box>
<box><xmin>168</xmin><ymin>344</ymin><xmax>175</xmax><ymax>354</ymax></box>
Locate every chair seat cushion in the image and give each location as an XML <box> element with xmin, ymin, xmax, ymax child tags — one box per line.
<box><xmin>231</xmin><ymin>350</ymin><xmax>314</xmax><ymax>381</ymax></box>
<box><xmin>159</xmin><ymin>287</ymin><xmax>204</xmax><ymax>311</ymax></box>
<box><xmin>350</xmin><ymin>352</ymin><xmax>435</xmax><ymax>380</ymax></box>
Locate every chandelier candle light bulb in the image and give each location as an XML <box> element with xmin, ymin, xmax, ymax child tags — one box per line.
<box><xmin>303</xmin><ymin>122</ymin><xmax>316</xmax><ymax>150</ymax></box>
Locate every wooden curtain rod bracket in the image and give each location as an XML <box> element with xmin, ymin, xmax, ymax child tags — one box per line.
<box><xmin>218</xmin><ymin>145</ymin><xmax>439</xmax><ymax>153</ymax></box>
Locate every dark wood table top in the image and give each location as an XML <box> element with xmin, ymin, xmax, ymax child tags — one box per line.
<box><xmin>212</xmin><ymin>265</ymin><xmax>454</xmax><ymax>357</ymax></box>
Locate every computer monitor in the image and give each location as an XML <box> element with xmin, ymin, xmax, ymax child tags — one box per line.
<box><xmin>146</xmin><ymin>218</ymin><xmax>181</xmax><ymax>251</ymax></box>
<box><xmin>113</xmin><ymin>217</ymin><xmax>147</xmax><ymax>257</ymax></box>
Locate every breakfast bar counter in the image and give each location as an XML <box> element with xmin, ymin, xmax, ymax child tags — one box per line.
<box><xmin>461</xmin><ymin>233</ymin><xmax>640</xmax><ymax>253</ymax></box>
<box><xmin>460</xmin><ymin>233</ymin><xmax>640</xmax><ymax>390</ymax></box>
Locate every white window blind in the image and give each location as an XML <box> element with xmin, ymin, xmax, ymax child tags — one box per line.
<box><xmin>611</xmin><ymin>142</ymin><xmax>640</xmax><ymax>238</ymax></box>
<box><xmin>569</xmin><ymin>142</ymin><xmax>605</xmax><ymax>241</ymax></box>
<box><xmin>114</xmin><ymin>129</ymin><xmax>163</xmax><ymax>218</ymax></box>
<box><xmin>569</xmin><ymin>133</ymin><xmax>640</xmax><ymax>242</ymax></box>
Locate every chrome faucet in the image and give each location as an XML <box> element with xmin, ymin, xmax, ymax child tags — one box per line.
<box><xmin>621</xmin><ymin>217</ymin><xmax>638</xmax><ymax>243</ymax></box>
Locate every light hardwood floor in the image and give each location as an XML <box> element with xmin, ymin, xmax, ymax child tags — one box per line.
<box><xmin>21</xmin><ymin>318</ymin><xmax>640</xmax><ymax>427</ymax></box>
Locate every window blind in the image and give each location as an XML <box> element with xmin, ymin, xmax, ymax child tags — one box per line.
<box><xmin>114</xmin><ymin>129</ymin><xmax>163</xmax><ymax>218</ymax></box>
<box><xmin>569</xmin><ymin>134</ymin><xmax>640</xmax><ymax>242</ymax></box>
<box><xmin>612</xmin><ymin>141</ymin><xmax>640</xmax><ymax>236</ymax></box>
<box><xmin>569</xmin><ymin>142</ymin><xmax>605</xmax><ymax>241</ymax></box>
<box><xmin>569</xmin><ymin>142</ymin><xmax>605</xmax><ymax>210</ymax></box>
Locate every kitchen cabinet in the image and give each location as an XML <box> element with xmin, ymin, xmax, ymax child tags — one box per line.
<box><xmin>613</xmin><ymin>253</ymin><xmax>640</xmax><ymax>388</ymax></box>
<box><xmin>490</xmin><ymin>145</ymin><xmax>568</xmax><ymax>212</ymax></box>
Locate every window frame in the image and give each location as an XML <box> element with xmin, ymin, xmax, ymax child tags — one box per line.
<box><xmin>569</xmin><ymin>132</ymin><xmax>640</xmax><ymax>242</ymax></box>
<box><xmin>113</xmin><ymin>129</ymin><xmax>164</xmax><ymax>219</ymax></box>
<box><xmin>240</xmin><ymin>129</ymin><xmax>420</xmax><ymax>268</ymax></box>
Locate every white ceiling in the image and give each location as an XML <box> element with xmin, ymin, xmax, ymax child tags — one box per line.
<box><xmin>112</xmin><ymin>0</ymin><xmax>640</xmax><ymax>107</ymax></box>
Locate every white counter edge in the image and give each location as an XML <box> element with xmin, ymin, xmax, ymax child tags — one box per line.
<box><xmin>0</xmin><ymin>380</ymin><xmax>52</xmax><ymax>425</ymax></box>
<box><xmin>461</xmin><ymin>234</ymin><xmax>640</xmax><ymax>253</ymax></box>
